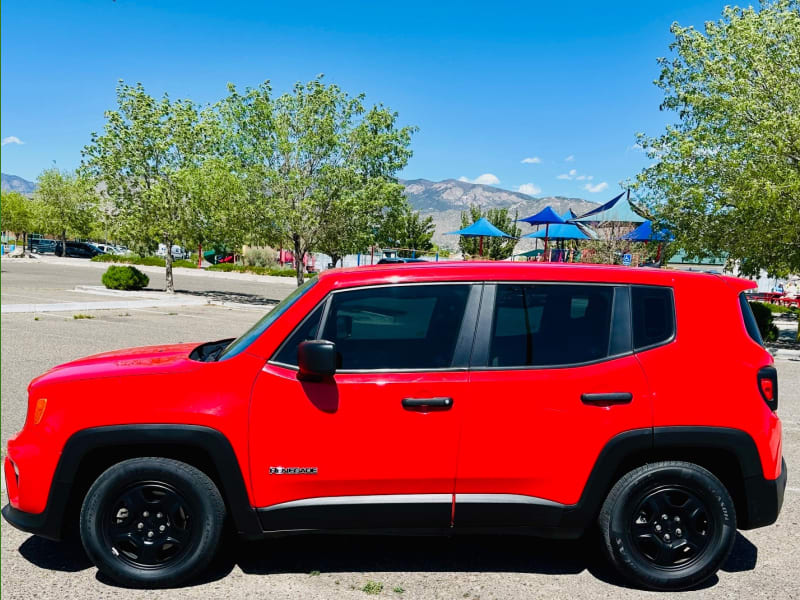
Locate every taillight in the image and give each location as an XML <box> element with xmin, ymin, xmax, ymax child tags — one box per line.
<box><xmin>758</xmin><ymin>366</ymin><xmax>778</xmax><ymax>411</ymax></box>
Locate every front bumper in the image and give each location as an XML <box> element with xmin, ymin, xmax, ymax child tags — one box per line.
<box><xmin>2</xmin><ymin>478</ymin><xmax>71</xmax><ymax>541</ymax></box>
<box><xmin>741</xmin><ymin>458</ymin><xmax>787</xmax><ymax>529</ymax></box>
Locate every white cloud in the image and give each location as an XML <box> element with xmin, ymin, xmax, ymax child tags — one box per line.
<box><xmin>557</xmin><ymin>168</ymin><xmax>578</xmax><ymax>180</ymax></box>
<box><xmin>556</xmin><ymin>173</ymin><xmax>571</xmax><ymax>180</ymax></box>
<box><xmin>565</xmin><ymin>155</ymin><xmax>575</xmax><ymax>162</ymax></box>
<box><xmin>521</xmin><ymin>157</ymin><xmax>541</xmax><ymax>164</ymax></box>
<box><xmin>584</xmin><ymin>181</ymin><xmax>609</xmax><ymax>193</ymax></box>
<box><xmin>517</xmin><ymin>183</ymin><xmax>542</xmax><ymax>196</ymax></box>
<box><xmin>1</xmin><ymin>136</ymin><xmax>24</xmax><ymax>146</ymax></box>
<box><xmin>576</xmin><ymin>175</ymin><xmax>587</xmax><ymax>181</ymax></box>
<box><xmin>459</xmin><ymin>173</ymin><xmax>500</xmax><ymax>186</ymax></box>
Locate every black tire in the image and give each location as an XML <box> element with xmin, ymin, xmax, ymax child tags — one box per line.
<box><xmin>80</xmin><ymin>457</ymin><xmax>226</xmax><ymax>588</ymax></box>
<box><xmin>598</xmin><ymin>461</ymin><xmax>736</xmax><ymax>591</ymax></box>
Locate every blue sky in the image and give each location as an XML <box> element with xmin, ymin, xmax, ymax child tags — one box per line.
<box><xmin>2</xmin><ymin>0</ymin><xmax>728</xmax><ymax>199</ymax></box>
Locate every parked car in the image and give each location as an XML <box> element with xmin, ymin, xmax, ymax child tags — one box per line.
<box><xmin>157</xmin><ymin>244</ymin><xmax>190</xmax><ymax>260</ymax></box>
<box><xmin>88</xmin><ymin>243</ymin><xmax>120</xmax><ymax>255</ymax></box>
<box><xmin>29</xmin><ymin>238</ymin><xmax>57</xmax><ymax>254</ymax></box>
<box><xmin>54</xmin><ymin>241</ymin><xmax>103</xmax><ymax>258</ymax></box>
<box><xmin>2</xmin><ymin>263</ymin><xmax>785</xmax><ymax>590</ymax></box>
<box><xmin>376</xmin><ymin>257</ymin><xmax>428</xmax><ymax>264</ymax></box>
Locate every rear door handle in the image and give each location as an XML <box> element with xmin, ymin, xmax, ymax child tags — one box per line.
<box><xmin>581</xmin><ymin>392</ymin><xmax>633</xmax><ymax>405</ymax></box>
<box><xmin>402</xmin><ymin>397</ymin><xmax>453</xmax><ymax>411</ymax></box>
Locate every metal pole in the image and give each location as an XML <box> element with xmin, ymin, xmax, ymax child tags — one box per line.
<box><xmin>544</xmin><ymin>224</ymin><xmax>550</xmax><ymax>261</ymax></box>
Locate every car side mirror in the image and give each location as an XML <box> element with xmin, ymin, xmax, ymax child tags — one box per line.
<box><xmin>297</xmin><ymin>340</ymin><xmax>337</xmax><ymax>381</ymax></box>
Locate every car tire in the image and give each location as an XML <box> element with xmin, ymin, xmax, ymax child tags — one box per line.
<box><xmin>598</xmin><ymin>461</ymin><xmax>736</xmax><ymax>591</ymax></box>
<box><xmin>80</xmin><ymin>457</ymin><xmax>226</xmax><ymax>588</ymax></box>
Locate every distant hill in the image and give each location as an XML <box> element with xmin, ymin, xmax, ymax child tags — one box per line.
<box><xmin>1</xmin><ymin>173</ymin><xmax>36</xmax><ymax>195</ymax></box>
<box><xmin>400</xmin><ymin>178</ymin><xmax>597</xmax><ymax>251</ymax></box>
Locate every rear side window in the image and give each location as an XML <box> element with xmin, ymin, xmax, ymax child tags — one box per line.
<box><xmin>489</xmin><ymin>284</ymin><xmax>614</xmax><ymax>367</ymax></box>
<box><xmin>631</xmin><ymin>286</ymin><xmax>675</xmax><ymax>349</ymax></box>
<box><xmin>321</xmin><ymin>284</ymin><xmax>471</xmax><ymax>370</ymax></box>
<box><xmin>739</xmin><ymin>292</ymin><xmax>764</xmax><ymax>346</ymax></box>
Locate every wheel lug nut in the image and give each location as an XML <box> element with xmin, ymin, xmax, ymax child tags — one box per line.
<box><xmin>137</xmin><ymin>522</ymin><xmax>144</xmax><ymax>530</ymax></box>
<box><xmin>676</xmin><ymin>528</ymin><xmax>682</xmax><ymax>537</ymax></box>
<box><xmin>159</xmin><ymin>525</ymin><xmax>166</xmax><ymax>532</ymax></box>
<box><xmin>157</xmin><ymin>512</ymin><xmax>163</xmax><ymax>519</ymax></box>
<box><xmin>143</xmin><ymin>511</ymin><xmax>150</xmax><ymax>518</ymax></box>
<box><xmin>664</xmin><ymin>534</ymin><xmax>671</xmax><ymax>542</ymax></box>
<box><xmin>661</xmin><ymin>514</ymin><xmax>668</xmax><ymax>521</ymax></box>
<box><xmin>655</xmin><ymin>524</ymin><xmax>662</xmax><ymax>532</ymax></box>
<box><xmin>674</xmin><ymin>516</ymin><xmax>680</xmax><ymax>522</ymax></box>
<box><xmin>147</xmin><ymin>531</ymin><xmax>154</xmax><ymax>538</ymax></box>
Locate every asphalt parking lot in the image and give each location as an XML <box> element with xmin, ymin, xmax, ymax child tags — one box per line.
<box><xmin>1</xmin><ymin>259</ymin><xmax>799</xmax><ymax>599</ymax></box>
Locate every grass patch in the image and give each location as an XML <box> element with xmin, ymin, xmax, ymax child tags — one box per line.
<box><xmin>309</xmin><ymin>570</ymin><xmax>320</xmax><ymax>576</ymax></box>
<box><xmin>764</xmin><ymin>302</ymin><xmax>798</xmax><ymax>314</ymax></box>
<box><xmin>73</xmin><ymin>314</ymin><xmax>95</xmax><ymax>320</ymax></box>
<box><xmin>34</xmin><ymin>316</ymin><xmax>39</xmax><ymax>321</ymax></box>
<box><xmin>362</xmin><ymin>581</ymin><xmax>383</xmax><ymax>595</ymax></box>
<box><xmin>393</xmin><ymin>586</ymin><xmax>405</xmax><ymax>593</ymax></box>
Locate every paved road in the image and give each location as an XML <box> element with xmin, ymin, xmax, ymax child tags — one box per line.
<box><xmin>1</xmin><ymin>262</ymin><xmax>799</xmax><ymax>599</ymax></box>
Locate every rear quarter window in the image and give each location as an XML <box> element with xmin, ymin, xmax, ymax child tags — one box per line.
<box><xmin>631</xmin><ymin>286</ymin><xmax>675</xmax><ymax>350</ymax></box>
<box><xmin>739</xmin><ymin>292</ymin><xmax>764</xmax><ymax>346</ymax></box>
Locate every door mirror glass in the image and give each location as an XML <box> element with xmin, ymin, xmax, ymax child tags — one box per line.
<box><xmin>297</xmin><ymin>340</ymin><xmax>337</xmax><ymax>381</ymax></box>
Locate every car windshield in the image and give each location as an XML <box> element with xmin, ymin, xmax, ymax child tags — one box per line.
<box><xmin>217</xmin><ymin>278</ymin><xmax>318</xmax><ymax>361</ymax></box>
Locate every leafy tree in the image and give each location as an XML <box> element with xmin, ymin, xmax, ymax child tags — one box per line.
<box><xmin>218</xmin><ymin>76</ymin><xmax>416</xmax><ymax>284</ymax></box>
<box><xmin>1</xmin><ymin>191</ymin><xmax>36</xmax><ymax>253</ymax></box>
<box><xmin>458</xmin><ymin>205</ymin><xmax>520</xmax><ymax>260</ymax></box>
<box><xmin>376</xmin><ymin>200</ymin><xmax>435</xmax><ymax>258</ymax></box>
<box><xmin>34</xmin><ymin>169</ymin><xmax>98</xmax><ymax>253</ymax></box>
<box><xmin>83</xmin><ymin>82</ymin><xmax>221</xmax><ymax>292</ymax></box>
<box><xmin>635</xmin><ymin>0</ymin><xmax>800</xmax><ymax>277</ymax></box>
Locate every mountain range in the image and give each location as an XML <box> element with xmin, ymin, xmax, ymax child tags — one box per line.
<box><xmin>1</xmin><ymin>173</ymin><xmax>36</xmax><ymax>194</ymax></box>
<box><xmin>1</xmin><ymin>172</ymin><xmax>598</xmax><ymax>252</ymax></box>
<box><xmin>400</xmin><ymin>178</ymin><xmax>596</xmax><ymax>250</ymax></box>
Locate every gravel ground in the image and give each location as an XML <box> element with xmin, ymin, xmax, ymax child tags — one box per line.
<box><xmin>1</xmin><ymin>261</ymin><xmax>799</xmax><ymax>599</ymax></box>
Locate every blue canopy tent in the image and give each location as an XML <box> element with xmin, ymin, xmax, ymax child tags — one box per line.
<box><xmin>446</xmin><ymin>217</ymin><xmax>515</xmax><ymax>257</ymax></box>
<box><xmin>524</xmin><ymin>223</ymin><xmax>590</xmax><ymax>241</ymax></box>
<box><xmin>620</xmin><ymin>220</ymin><xmax>674</xmax><ymax>263</ymax></box>
<box><xmin>571</xmin><ymin>191</ymin><xmax>647</xmax><ymax>225</ymax></box>
<box><xmin>517</xmin><ymin>206</ymin><xmax>566</xmax><ymax>261</ymax></box>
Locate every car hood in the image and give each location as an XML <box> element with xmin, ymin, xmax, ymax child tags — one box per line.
<box><xmin>30</xmin><ymin>343</ymin><xmax>202</xmax><ymax>387</ymax></box>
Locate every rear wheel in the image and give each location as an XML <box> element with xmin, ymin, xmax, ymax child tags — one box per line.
<box><xmin>598</xmin><ymin>461</ymin><xmax>736</xmax><ymax>590</ymax></box>
<box><xmin>80</xmin><ymin>457</ymin><xmax>225</xmax><ymax>588</ymax></box>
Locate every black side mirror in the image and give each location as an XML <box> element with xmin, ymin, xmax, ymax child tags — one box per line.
<box><xmin>297</xmin><ymin>340</ymin><xmax>337</xmax><ymax>381</ymax></box>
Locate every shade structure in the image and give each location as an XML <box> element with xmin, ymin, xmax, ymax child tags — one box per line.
<box><xmin>517</xmin><ymin>206</ymin><xmax>567</xmax><ymax>261</ymax></box>
<box><xmin>524</xmin><ymin>223</ymin><xmax>590</xmax><ymax>241</ymax></box>
<box><xmin>446</xmin><ymin>217</ymin><xmax>515</xmax><ymax>257</ymax></box>
<box><xmin>561</xmin><ymin>209</ymin><xmax>577</xmax><ymax>220</ymax></box>
<box><xmin>571</xmin><ymin>192</ymin><xmax>647</xmax><ymax>224</ymax></box>
<box><xmin>620</xmin><ymin>220</ymin><xmax>673</xmax><ymax>242</ymax></box>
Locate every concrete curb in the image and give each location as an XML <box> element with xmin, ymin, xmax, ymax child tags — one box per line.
<box><xmin>768</xmin><ymin>347</ymin><xmax>800</xmax><ymax>360</ymax></box>
<box><xmin>1</xmin><ymin>297</ymin><xmax>208</xmax><ymax>313</ymax></box>
<box><xmin>5</xmin><ymin>254</ymin><xmax>300</xmax><ymax>286</ymax></box>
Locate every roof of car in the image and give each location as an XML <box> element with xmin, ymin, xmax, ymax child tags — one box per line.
<box><xmin>316</xmin><ymin>261</ymin><xmax>755</xmax><ymax>292</ymax></box>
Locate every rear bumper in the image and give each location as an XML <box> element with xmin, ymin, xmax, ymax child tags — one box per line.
<box><xmin>741</xmin><ymin>458</ymin><xmax>787</xmax><ymax>529</ymax></box>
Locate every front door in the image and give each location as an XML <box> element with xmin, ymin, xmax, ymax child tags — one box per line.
<box><xmin>455</xmin><ymin>283</ymin><xmax>652</xmax><ymax>528</ymax></box>
<box><xmin>250</xmin><ymin>282</ymin><xmax>480</xmax><ymax>531</ymax></box>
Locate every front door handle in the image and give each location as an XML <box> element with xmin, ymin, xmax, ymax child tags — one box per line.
<box><xmin>401</xmin><ymin>397</ymin><xmax>453</xmax><ymax>411</ymax></box>
<box><xmin>581</xmin><ymin>392</ymin><xmax>633</xmax><ymax>405</ymax></box>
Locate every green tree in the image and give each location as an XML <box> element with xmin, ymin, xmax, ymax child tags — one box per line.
<box><xmin>635</xmin><ymin>0</ymin><xmax>800</xmax><ymax>277</ymax></box>
<box><xmin>376</xmin><ymin>201</ymin><xmax>436</xmax><ymax>258</ymax></box>
<box><xmin>219</xmin><ymin>76</ymin><xmax>416</xmax><ymax>284</ymax></box>
<box><xmin>458</xmin><ymin>205</ymin><xmax>520</xmax><ymax>260</ymax></box>
<box><xmin>83</xmin><ymin>82</ymin><xmax>221</xmax><ymax>291</ymax></box>
<box><xmin>1</xmin><ymin>191</ymin><xmax>36</xmax><ymax>254</ymax></box>
<box><xmin>35</xmin><ymin>169</ymin><xmax>98</xmax><ymax>253</ymax></box>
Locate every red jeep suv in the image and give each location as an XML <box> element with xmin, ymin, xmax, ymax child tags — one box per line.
<box><xmin>2</xmin><ymin>263</ymin><xmax>785</xmax><ymax>590</ymax></box>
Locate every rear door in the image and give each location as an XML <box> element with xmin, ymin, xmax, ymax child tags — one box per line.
<box><xmin>455</xmin><ymin>283</ymin><xmax>651</xmax><ymax>528</ymax></box>
<box><xmin>250</xmin><ymin>282</ymin><xmax>481</xmax><ymax>531</ymax></box>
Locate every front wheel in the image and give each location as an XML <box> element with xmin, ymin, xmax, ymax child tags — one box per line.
<box><xmin>598</xmin><ymin>461</ymin><xmax>736</xmax><ymax>591</ymax></box>
<box><xmin>80</xmin><ymin>457</ymin><xmax>226</xmax><ymax>588</ymax></box>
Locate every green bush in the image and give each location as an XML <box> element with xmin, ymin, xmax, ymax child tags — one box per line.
<box><xmin>101</xmin><ymin>265</ymin><xmax>150</xmax><ymax>290</ymax></box>
<box><xmin>206</xmin><ymin>263</ymin><xmax>298</xmax><ymax>277</ymax></box>
<box><xmin>749</xmin><ymin>301</ymin><xmax>779</xmax><ymax>342</ymax></box>
<box><xmin>242</xmin><ymin>247</ymin><xmax>278</xmax><ymax>267</ymax></box>
<box><xmin>91</xmin><ymin>254</ymin><xmax>197</xmax><ymax>268</ymax></box>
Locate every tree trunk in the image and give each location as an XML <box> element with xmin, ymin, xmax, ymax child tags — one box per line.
<box><xmin>61</xmin><ymin>229</ymin><xmax>67</xmax><ymax>257</ymax></box>
<box><xmin>22</xmin><ymin>231</ymin><xmax>29</xmax><ymax>257</ymax></box>
<box><xmin>293</xmin><ymin>234</ymin><xmax>304</xmax><ymax>286</ymax></box>
<box><xmin>330</xmin><ymin>254</ymin><xmax>341</xmax><ymax>269</ymax></box>
<box><xmin>164</xmin><ymin>236</ymin><xmax>175</xmax><ymax>293</ymax></box>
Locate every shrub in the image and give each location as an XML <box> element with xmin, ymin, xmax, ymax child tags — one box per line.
<box><xmin>102</xmin><ymin>265</ymin><xmax>150</xmax><ymax>291</ymax></box>
<box><xmin>749</xmin><ymin>301</ymin><xmax>779</xmax><ymax>342</ymax></box>
<box><xmin>242</xmin><ymin>247</ymin><xmax>278</xmax><ymax>267</ymax></box>
<box><xmin>91</xmin><ymin>254</ymin><xmax>197</xmax><ymax>268</ymax></box>
<box><xmin>206</xmin><ymin>263</ymin><xmax>298</xmax><ymax>277</ymax></box>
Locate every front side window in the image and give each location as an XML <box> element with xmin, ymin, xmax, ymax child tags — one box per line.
<box><xmin>272</xmin><ymin>303</ymin><xmax>325</xmax><ymax>366</ymax></box>
<box><xmin>489</xmin><ymin>284</ymin><xmax>614</xmax><ymax>367</ymax></box>
<box><xmin>321</xmin><ymin>284</ymin><xmax>471</xmax><ymax>370</ymax></box>
<box><xmin>631</xmin><ymin>285</ymin><xmax>675</xmax><ymax>350</ymax></box>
